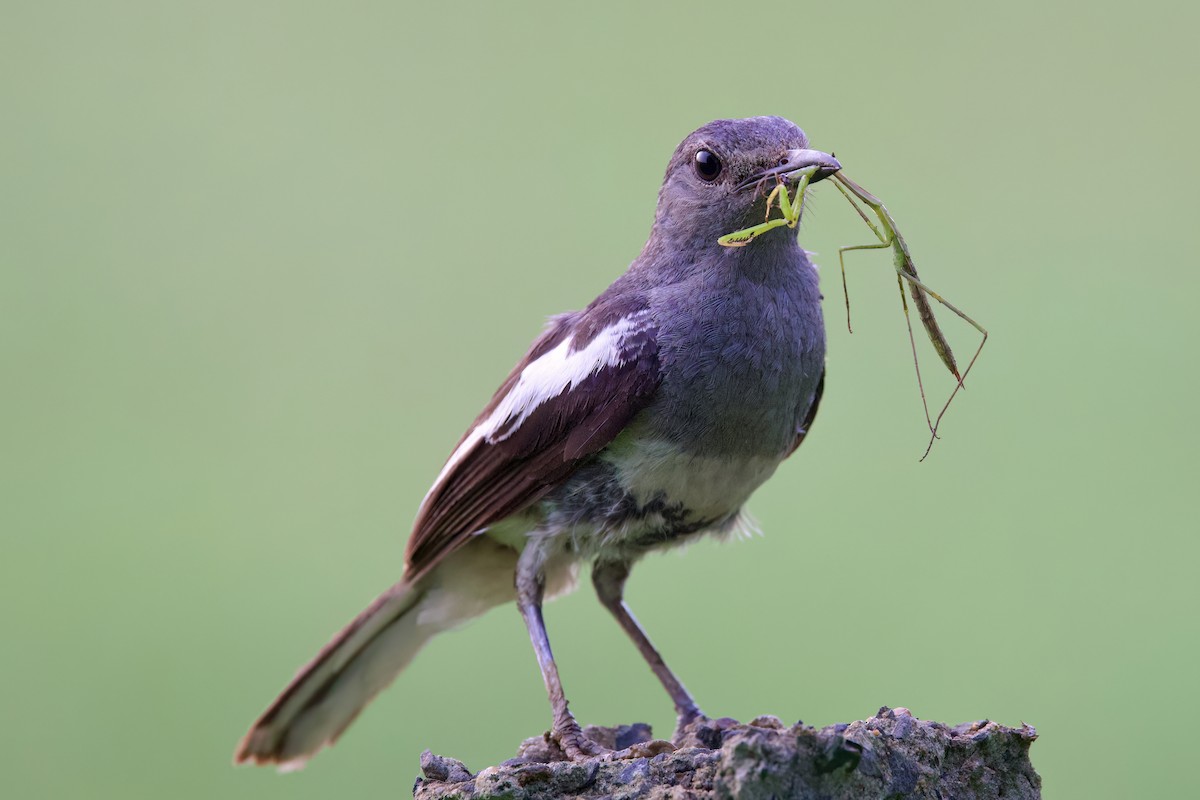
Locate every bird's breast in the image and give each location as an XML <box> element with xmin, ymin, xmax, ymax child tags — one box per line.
<box><xmin>646</xmin><ymin>251</ymin><xmax>826</xmax><ymax>458</ymax></box>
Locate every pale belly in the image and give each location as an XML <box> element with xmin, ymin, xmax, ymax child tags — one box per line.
<box><xmin>481</xmin><ymin>420</ymin><xmax>789</xmax><ymax>569</ymax></box>
<box><xmin>604</xmin><ymin>437</ymin><xmax>781</xmax><ymax>524</ymax></box>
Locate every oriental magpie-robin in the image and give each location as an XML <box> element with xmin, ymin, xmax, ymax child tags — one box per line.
<box><xmin>237</xmin><ymin>116</ymin><xmax>839</xmax><ymax>768</ymax></box>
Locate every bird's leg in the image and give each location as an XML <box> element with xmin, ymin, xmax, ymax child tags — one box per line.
<box><xmin>592</xmin><ymin>560</ymin><xmax>704</xmax><ymax>743</ymax></box>
<box><xmin>515</xmin><ymin>543</ymin><xmax>605</xmax><ymax>760</ymax></box>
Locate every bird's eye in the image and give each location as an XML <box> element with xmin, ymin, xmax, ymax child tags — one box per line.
<box><xmin>693</xmin><ymin>150</ymin><xmax>722</xmax><ymax>182</ymax></box>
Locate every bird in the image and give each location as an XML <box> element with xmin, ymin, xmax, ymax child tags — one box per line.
<box><xmin>235</xmin><ymin>116</ymin><xmax>840</xmax><ymax>770</ymax></box>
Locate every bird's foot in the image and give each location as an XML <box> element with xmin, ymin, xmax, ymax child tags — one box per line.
<box><xmin>672</xmin><ymin>708</ymin><xmax>709</xmax><ymax>745</ymax></box>
<box><xmin>671</xmin><ymin>711</ymin><xmax>749</xmax><ymax>750</ymax></box>
<box><xmin>551</xmin><ymin>719</ymin><xmax>676</xmax><ymax>761</ymax></box>
<box><xmin>551</xmin><ymin>719</ymin><xmax>608</xmax><ymax>761</ymax></box>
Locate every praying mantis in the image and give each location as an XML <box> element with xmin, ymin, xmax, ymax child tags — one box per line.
<box><xmin>719</xmin><ymin>166</ymin><xmax>988</xmax><ymax>460</ymax></box>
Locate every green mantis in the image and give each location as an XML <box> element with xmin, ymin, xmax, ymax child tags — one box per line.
<box><xmin>717</xmin><ymin>166</ymin><xmax>819</xmax><ymax>247</ymax></box>
<box><xmin>718</xmin><ymin>167</ymin><xmax>987</xmax><ymax>460</ymax></box>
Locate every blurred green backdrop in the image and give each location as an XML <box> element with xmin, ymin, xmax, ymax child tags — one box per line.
<box><xmin>2</xmin><ymin>2</ymin><xmax>1196</xmax><ymax>798</ymax></box>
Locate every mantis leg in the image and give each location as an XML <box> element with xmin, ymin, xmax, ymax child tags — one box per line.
<box><xmin>831</xmin><ymin>171</ymin><xmax>988</xmax><ymax>459</ymax></box>
<box><xmin>893</xmin><ymin>271</ymin><xmax>938</xmax><ymax>441</ymax></box>
<box><xmin>717</xmin><ymin>218</ymin><xmax>789</xmax><ymax>247</ymax></box>
<box><xmin>718</xmin><ymin>167</ymin><xmax>818</xmax><ymax>247</ymax></box>
<box><xmin>764</xmin><ymin>182</ymin><xmax>786</xmax><ymax>222</ymax></box>
<box><xmin>837</xmin><ymin>239</ymin><xmax>891</xmax><ymax>333</ymax></box>
<box><xmin>897</xmin><ymin>269</ymin><xmax>988</xmax><ymax>338</ymax></box>
<box><xmin>779</xmin><ymin>167</ymin><xmax>817</xmax><ymax>228</ymax></box>
<box><xmin>898</xmin><ymin>268</ymin><xmax>989</xmax><ymax>460</ymax></box>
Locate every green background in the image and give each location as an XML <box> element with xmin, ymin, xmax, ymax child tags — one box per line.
<box><xmin>3</xmin><ymin>2</ymin><xmax>1195</xmax><ymax>798</ymax></box>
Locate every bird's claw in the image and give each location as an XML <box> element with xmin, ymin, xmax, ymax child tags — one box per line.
<box><xmin>551</xmin><ymin>722</ymin><xmax>608</xmax><ymax>761</ymax></box>
<box><xmin>551</xmin><ymin>722</ymin><xmax>676</xmax><ymax>762</ymax></box>
<box><xmin>672</xmin><ymin>710</ymin><xmax>709</xmax><ymax>745</ymax></box>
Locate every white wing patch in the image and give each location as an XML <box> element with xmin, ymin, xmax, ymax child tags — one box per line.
<box><xmin>420</xmin><ymin>312</ymin><xmax>651</xmax><ymax>511</ymax></box>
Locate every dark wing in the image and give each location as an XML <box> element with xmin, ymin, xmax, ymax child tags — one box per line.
<box><xmin>403</xmin><ymin>307</ymin><xmax>659</xmax><ymax>580</ymax></box>
<box><xmin>786</xmin><ymin>367</ymin><xmax>825</xmax><ymax>457</ymax></box>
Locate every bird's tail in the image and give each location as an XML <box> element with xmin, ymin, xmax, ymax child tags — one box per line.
<box><xmin>234</xmin><ymin>539</ymin><xmax>517</xmax><ymax>770</ymax></box>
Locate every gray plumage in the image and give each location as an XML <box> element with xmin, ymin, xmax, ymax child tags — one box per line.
<box><xmin>237</xmin><ymin>116</ymin><xmax>836</xmax><ymax>769</ymax></box>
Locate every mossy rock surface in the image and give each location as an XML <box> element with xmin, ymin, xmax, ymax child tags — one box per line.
<box><xmin>412</xmin><ymin>707</ymin><xmax>1040</xmax><ymax>799</ymax></box>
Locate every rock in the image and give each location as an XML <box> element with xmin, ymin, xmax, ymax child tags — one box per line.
<box><xmin>411</xmin><ymin>707</ymin><xmax>1040</xmax><ymax>799</ymax></box>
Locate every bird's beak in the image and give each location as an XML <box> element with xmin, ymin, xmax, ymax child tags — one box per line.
<box><xmin>736</xmin><ymin>148</ymin><xmax>842</xmax><ymax>192</ymax></box>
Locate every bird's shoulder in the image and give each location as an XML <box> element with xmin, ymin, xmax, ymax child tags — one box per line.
<box><xmin>403</xmin><ymin>286</ymin><xmax>661</xmax><ymax>579</ymax></box>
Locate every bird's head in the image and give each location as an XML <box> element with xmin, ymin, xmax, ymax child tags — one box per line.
<box><xmin>651</xmin><ymin>116</ymin><xmax>840</xmax><ymax>250</ymax></box>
